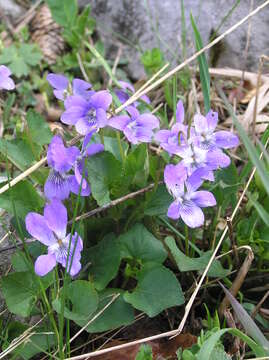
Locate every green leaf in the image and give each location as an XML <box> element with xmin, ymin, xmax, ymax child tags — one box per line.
<box><xmin>119</xmin><ymin>223</ymin><xmax>167</xmax><ymax>263</ymax></box>
<box><xmin>220</xmin><ymin>284</ymin><xmax>269</xmax><ymax>352</ymax></box>
<box><xmin>64</xmin><ymin>0</ymin><xmax>78</xmax><ymax>26</ymax></box>
<box><xmin>210</xmin><ymin>346</ymin><xmax>231</xmax><ymax>360</ymax></box>
<box><xmin>86</xmin><ymin>151</ymin><xmax>122</xmax><ymax>206</ymax></box>
<box><xmin>26</xmin><ymin>110</ymin><xmax>52</xmax><ymax>146</ymax></box>
<box><xmin>124</xmin><ymin>265</ymin><xmax>184</xmax><ymax>317</ymax></box>
<box><xmin>4</xmin><ymin>323</ymin><xmax>56</xmax><ymax>360</ymax></box>
<box><xmin>135</xmin><ymin>344</ymin><xmax>153</xmax><ymax>360</ymax></box>
<box><xmin>190</xmin><ymin>14</ymin><xmax>210</xmax><ymax>112</ymax></box>
<box><xmin>78</xmin><ymin>289</ymin><xmax>134</xmax><ymax>333</ymax></box>
<box><xmin>12</xmin><ymin>331</ymin><xmax>56</xmax><ymax>360</ymax></box>
<box><xmin>46</xmin><ymin>0</ymin><xmax>77</xmax><ymax>28</ymax></box>
<box><xmin>144</xmin><ymin>184</ymin><xmax>172</xmax><ymax>216</ymax></box>
<box><xmin>165</xmin><ymin>237</ymin><xmax>229</xmax><ymax>278</ymax></box>
<box><xmin>0</xmin><ymin>180</ymin><xmax>44</xmax><ymax>219</ymax></box>
<box><xmin>11</xmin><ymin>251</ymin><xmax>32</xmax><ymax>272</ymax></box>
<box><xmin>247</xmin><ymin>192</ymin><xmax>269</xmax><ymax>226</ymax></box>
<box><xmin>0</xmin><ymin>44</ymin><xmax>41</xmax><ymax>77</ymax></box>
<box><xmin>103</xmin><ymin>136</ymin><xmax>128</xmax><ymax>162</ymax></box>
<box><xmin>87</xmin><ymin>234</ymin><xmax>121</xmax><ymax>290</ymax></box>
<box><xmin>218</xmin><ymin>86</ymin><xmax>269</xmax><ymax>198</ymax></box>
<box><xmin>0</xmin><ymin>138</ymin><xmax>36</xmax><ymax>170</ymax></box>
<box><xmin>141</xmin><ymin>48</ymin><xmax>165</xmax><ymax>76</ymax></box>
<box><xmin>1</xmin><ymin>271</ymin><xmax>52</xmax><ymax>317</ymax></box>
<box><xmin>124</xmin><ymin>144</ymin><xmax>149</xmax><ymax>187</ymax></box>
<box><xmin>18</xmin><ymin>44</ymin><xmax>42</xmax><ymax>67</ymax></box>
<box><xmin>52</xmin><ymin>280</ymin><xmax>98</xmax><ymax>321</ymax></box>
<box><xmin>197</xmin><ymin>328</ymin><xmax>268</xmax><ymax>359</ymax></box>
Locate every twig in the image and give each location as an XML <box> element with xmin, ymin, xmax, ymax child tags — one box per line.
<box><xmin>251</xmin><ymin>289</ymin><xmax>269</xmax><ymax>319</ymax></box>
<box><xmin>70</xmin><ymin>183</ymin><xmax>159</xmax><ymax>224</ymax></box>
<box><xmin>0</xmin><ymin>157</ymin><xmax>47</xmax><ymax>195</ymax></box>
<box><xmin>70</xmin><ymin>294</ymin><xmax>120</xmax><ymax>344</ymax></box>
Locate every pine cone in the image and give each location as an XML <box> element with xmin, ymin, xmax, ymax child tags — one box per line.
<box><xmin>30</xmin><ymin>4</ymin><xmax>65</xmax><ymax>65</ymax></box>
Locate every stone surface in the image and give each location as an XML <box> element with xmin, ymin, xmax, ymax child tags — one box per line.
<box><xmin>79</xmin><ymin>0</ymin><xmax>269</xmax><ymax>78</ymax></box>
<box><xmin>0</xmin><ymin>0</ymin><xmax>25</xmax><ymax>20</ymax></box>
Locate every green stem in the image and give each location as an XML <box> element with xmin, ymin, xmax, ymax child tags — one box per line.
<box><xmin>116</xmin><ymin>131</ymin><xmax>125</xmax><ymax>163</ymax></box>
<box><xmin>184</xmin><ymin>224</ymin><xmax>189</xmax><ymax>256</ymax></box>
<box><xmin>172</xmin><ymin>74</ymin><xmax>177</xmax><ymax>123</ymax></box>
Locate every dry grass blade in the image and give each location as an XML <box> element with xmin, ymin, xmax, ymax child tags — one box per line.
<box><xmin>208</xmin><ymin>68</ymin><xmax>269</xmax><ymax>87</ymax></box>
<box><xmin>0</xmin><ymin>314</ymin><xmax>47</xmax><ymax>359</ymax></box>
<box><xmin>69</xmin><ymin>293</ymin><xmax>120</xmax><ymax>344</ymax></box>
<box><xmin>0</xmin><ymin>157</ymin><xmax>47</xmax><ymax>195</ymax></box>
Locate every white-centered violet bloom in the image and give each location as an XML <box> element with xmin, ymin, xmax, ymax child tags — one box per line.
<box><xmin>25</xmin><ymin>199</ymin><xmax>83</xmax><ymax>276</ymax></box>
<box><xmin>194</xmin><ymin>110</ymin><xmax>239</xmax><ymax>150</ymax></box>
<box><xmin>164</xmin><ymin>163</ymin><xmax>216</xmax><ymax>228</ymax></box>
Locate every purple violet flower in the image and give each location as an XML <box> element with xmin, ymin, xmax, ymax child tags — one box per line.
<box><xmin>177</xmin><ymin>142</ymin><xmax>231</xmax><ymax>181</ymax></box>
<box><xmin>194</xmin><ymin>111</ymin><xmax>239</xmax><ymax>150</ymax></box>
<box><xmin>47</xmin><ymin>73</ymin><xmax>93</xmax><ymax>101</ymax></box>
<box><xmin>115</xmin><ymin>80</ymin><xmax>150</xmax><ymax>105</ymax></box>
<box><xmin>44</xmin><ymin>135</ymin><xmax>80</xmax><ymax>200</ymax></box>
<box><xmin>164</xmin><ymin>163</ymin><xmax>216</xmax><ymax>228</ymax></box>
<box><xmin>26</xmin><ymin>199</ymin><xmax>83</xmax><ymax>276</ymax></box>
<box><xmin>61</xmin><ymin>90</ymin><xmax>112</xmax><ymax>135</ymax></box>
<box><xmin>0</xmin><ymin>65</ymin><xmax>15</xmax><ymax>90</ymax></box>
<box><xmin>109</xmin><ymin>105</ymin><xmax>159</xmax><ymax>144</ymax></box>
<box><xmin>69</xmin><ymin>132</ymin><xmax>104</xmax><ymax>195</ymax></box>
<box><xmin>155</xmin><ymin>100</ymin><xmax>186</xmax><ymax>154</ymax></box>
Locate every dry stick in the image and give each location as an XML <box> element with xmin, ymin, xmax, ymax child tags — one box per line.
<box><xmin>119</xmin><ymin>62</ymin><xmax>170</xmax><ymax>109</ymax></box>
<box><xmin>69</xmin><ymin>294</ymin><xmax>120</xmax><ymax>344</ymax></box>
<box><xmin>64</xmin><ymin>139</ymin><xmax>269</xmax><ymax>359</ymax></box>
<box><xmin>0</xmin><ymin>157</ymin><xmax>47</xmax><ymax>195</ymax></box>
<box><xmin>1</xmin><ymin>1</ymin><xmax>268</xmax><ymax>196</ymax></box>
<box><xmin>219</xmin><ymin>246</ymin><xmax>254</xmax><ymax>316</ymax></box>
<box><xmin>50</xmin><ymin>294</ymin><xmax>120</xmax><ymax>360</ymax></box>
<box><xmin>115</xmin><ymin>0</ymin><xmax>269</xmax><ymax>115</ymax></box>
<box><xmin>251</xmin><ymin>289</ymin><xmax>269</xmax><ymax>319</ymax></box>
<box><xmin>0</xmin><ymin>314</ymin><xmax>48</xmax><ymax>359</ymax></box>
<box><xmin>71</xmin><ymin>183</ymin><xmax>158</xmax><ymax>224</ymax></box>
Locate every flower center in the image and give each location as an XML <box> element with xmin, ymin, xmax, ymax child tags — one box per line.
<box><xmin>87</xmin><ymin>108</ymin><xmax>97</xmax><ymax>127</ymax></box>
<box><xmin>48</xmin><ymin>170</ymin><xmax>68</xmax><ymax>185</ymax></box>
<box><xmin>168</xmin><ymin>134</ymin><xmax>178</xmax><ymax>145</ymax></box>
<box><xmin>127</xmin><ymin>120</ymin><xmax>137</xmax><ymax>130</ymax></box>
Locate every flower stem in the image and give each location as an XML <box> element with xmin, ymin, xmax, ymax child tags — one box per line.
<box><xmin>184</xmin><ymin>224</ymin><xmax>189</xmax><ymax>256</ymax></box>
<box><xmin>116</xmin><ymin>131</ymin><xmax>125</xmax><ymax>163</ymax></box>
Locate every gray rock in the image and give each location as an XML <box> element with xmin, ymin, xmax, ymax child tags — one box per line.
<box><xmin>0</xmin><ymin>0</ymin><xmax>25</xmax><ymax>20</ymax></box>
<box><xmin>79</xmin><ymin>0</ymin><xmax>269</xmax><ymax>78</ymax></box>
